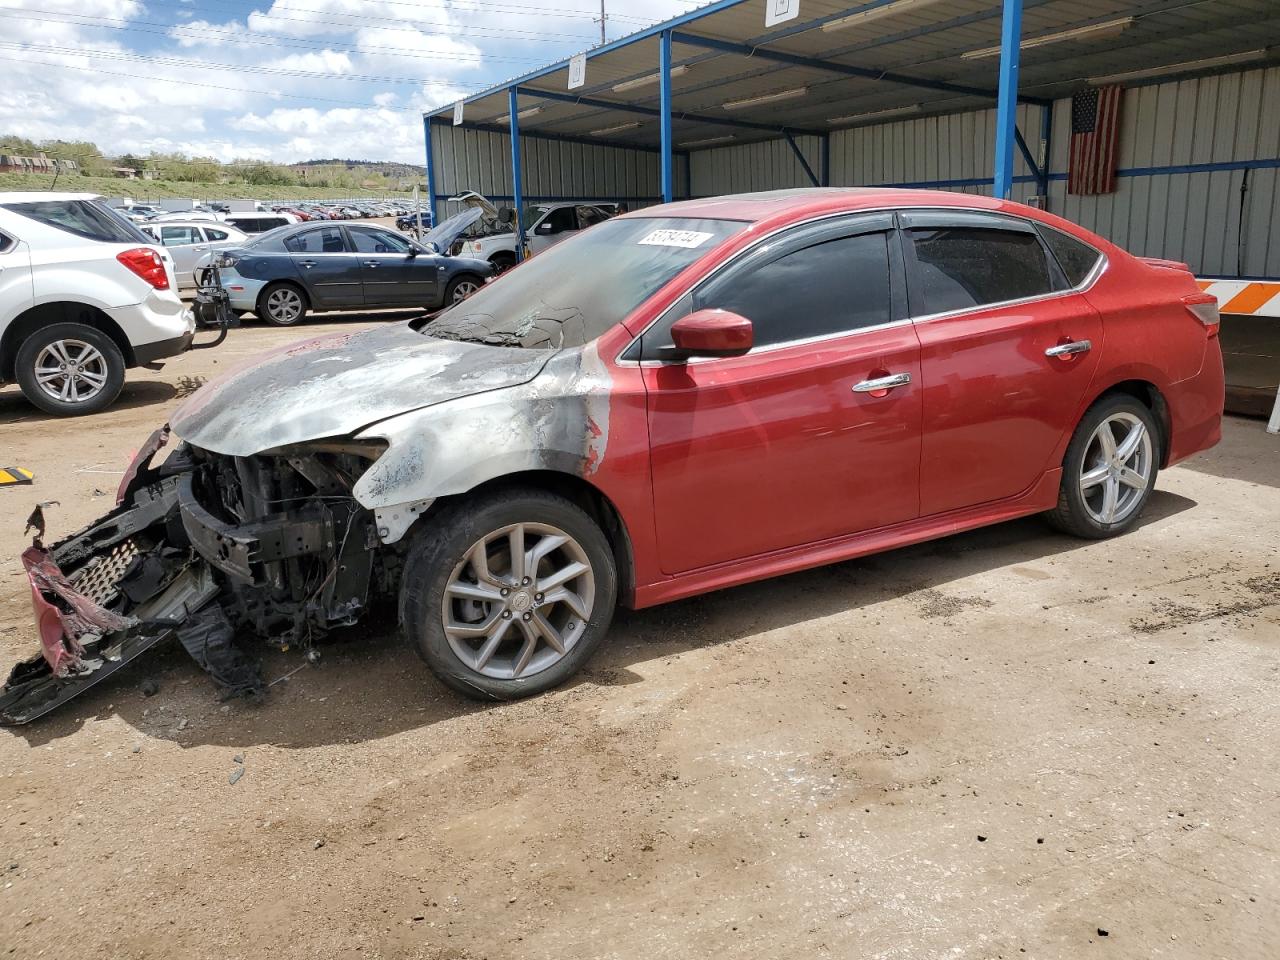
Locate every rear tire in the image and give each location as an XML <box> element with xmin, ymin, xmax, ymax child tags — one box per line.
<box><xmin>444</xmin><ymin>274</ymin><xmax>483</xmax><ymax>306</ymax></box>
<box><xmin>1045</xmin><ymin>394</ymin><xmax>1161</xmax><ymax>539</ymax></box>
<box><xmin>399</xmin><ymin>488</ymin><xmax>617</xmax><ymax>700</ymax></box>
<box><xmin>258</xmin><ymin>282</ymin><xmax>308</xmax><ymax>326</ymax></box>
<box><xmin>15</xmin><ymin>322</ymin><xmax>125</xmax><ymax>416</ymax></box>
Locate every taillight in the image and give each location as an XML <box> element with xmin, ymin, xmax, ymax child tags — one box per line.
<box><xmin>1182</xmin><ymin>294</ymin><xmax>1220</xmax><ymax>336</ymax></box>
<box><xmin>116</xmin><ymin>247</ymin><xmax>169</xmax><ymax>290</ymax></box>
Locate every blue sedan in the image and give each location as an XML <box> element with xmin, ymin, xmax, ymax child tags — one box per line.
<box><xmin>214</xmin><ymin>221</ymin><xmax>492</xmax><ymax>326</ymax></box>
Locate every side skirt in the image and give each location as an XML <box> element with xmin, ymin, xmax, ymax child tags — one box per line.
<box><xmin>631</xmin><ymin>469</ymin><xmax>1062</xmax><ymax>609</ymax></box>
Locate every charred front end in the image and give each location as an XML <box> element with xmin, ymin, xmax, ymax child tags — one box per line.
<box><xmin>178</xmin><ymin>441</ymin><xmax>390</xmax><ymax>641</ymax></box>
<box><xmin>0</xmin><ymin>431</ymin><xmax>392</xmax><ymax>724</ymax></box>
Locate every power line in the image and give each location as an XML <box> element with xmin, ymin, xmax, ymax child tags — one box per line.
<box><xmin>0</xmin><ymin>4</ymin><xmax>599</xmax><ymax>46</ymax></box>
<box><xmin>0</xmin><ymin>10</ymin><xmax>551</xmax><ymax>64</ymax></box>
<box><xmin>0</xmin><ymin>51</ymin><xmax>449</xmax><ymax>110</ymax></box>
<box><xmin>0</xmin><ymin>39</ymin><xmax>502</xmax><ymax>86</ymax></box>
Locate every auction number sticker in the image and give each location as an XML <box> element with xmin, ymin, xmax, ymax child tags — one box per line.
<box><xmin>638</xmin><ymin>229</ymin><xmax>714</xmax><ymax>248</ymax></box>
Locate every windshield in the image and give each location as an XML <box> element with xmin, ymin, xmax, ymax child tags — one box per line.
<box><xmin>422</xmin><ymin>216</ymin><xmax>746</xmax><ymax>349</ymax></box>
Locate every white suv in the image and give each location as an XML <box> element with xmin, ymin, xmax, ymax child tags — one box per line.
<box><xmin>0</xmin><ymin>192</ymin><xmax>196</xmax><ymax>416</ymax></box>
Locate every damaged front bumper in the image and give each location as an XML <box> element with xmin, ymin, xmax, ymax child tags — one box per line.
<box><xmin>0</xmin><ymin>430</ymin><xmax>389</xmax><ymax>725</ymax></box>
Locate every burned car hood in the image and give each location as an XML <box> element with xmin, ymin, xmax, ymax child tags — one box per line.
<box><xmin>170</xmin><ymin>322</ymin><xmax>554</xmax><ymax>457</ymax></box>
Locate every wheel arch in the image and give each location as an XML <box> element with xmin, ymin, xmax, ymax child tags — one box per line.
<box><xmin>0</xmin><ymin>301</ymin><xmax>135</xmax><ymax>380</ymax></box>
<box><xmin>425</xmin><ymin>469</ymin><xmax>637</xmax><ymax>605</ymax></box>
<box><xmin>1086</xmin><ymin>378</ymin><xmax>1172</xmax><ymax>466</ymax></box>
<box><xmin>257</xmin><ymin>278</ymin><xmax>310</xmax><ymax>313</ymax></box>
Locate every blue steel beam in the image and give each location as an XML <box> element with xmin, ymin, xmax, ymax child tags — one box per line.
<box><xmin>422</xmin><ymin>113</ymin><xmax>437</xmax><ymax>229</ymax></box>
<box><xmin>992</xmin><ymin>0</ymin><xmax>1024</xmax><ymax>199</ymax></box>
<box><xmin>509</xmin><ymin>87</ymin><xmax>525</xmax><ymax>263</ymax></box>
<box><xmin>431</xmin><ymin>115</ymin><xmax>664</xmax><ymax>154</ymax></box>
<box><xmin>670</xmin><ymin>30</ymin><xmax>1049</xmax><ymax>106</ymax></box>
<box><xmin>513</xmin><ymin>88</ymin><xmax>825</xmax><ymax>137</ymax></box>
<box><xmin>1013</xmin><ymin>126</ymin><xmax>1041</xmax><ymax>183</ymax></box>
<box><xmin>1038</xmin><ymin>102</ymin><xmax>1053</xmax><ymax>207</ymax></box>
<box><xmin>660</xmin><ymin>30</ymin><xmax>674</xmax><ymax>203</ymax></box>
<box><xmin>783</xmin><ymin>132</ymin><xmax>820</xmax><ymax>188</ymax></box>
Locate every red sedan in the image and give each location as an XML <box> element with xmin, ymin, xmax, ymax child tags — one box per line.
<box><xmin>2</xmin><ymin>188</ymin><xmax>1226</xmax><ymax>721</ymax></box>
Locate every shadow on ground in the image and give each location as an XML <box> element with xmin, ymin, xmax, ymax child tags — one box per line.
<box><xmin>4</xmin><ymin>489</ymin><xmax>1197</xmax><ymax>751</ymax></box>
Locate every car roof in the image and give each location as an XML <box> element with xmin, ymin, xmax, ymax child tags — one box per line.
<box><xmin>147</xmin><ymin>220</ymin><xmax>243</xmax><ymax>230</ymax></box>
<box><xmin>627</xmin><ymin>187</ymin><xmax>1027</xmax><ymax>225</ymax></box>
<box><xmin>0</xmin><ymin>191</ymin><xmax>105</xmax><ymax>203</ymax></box>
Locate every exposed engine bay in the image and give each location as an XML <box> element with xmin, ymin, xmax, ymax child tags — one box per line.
<box><xmin>0</xmin><ymin>428</ymin><xmax>394</xmax><ymax>724</ymax></box>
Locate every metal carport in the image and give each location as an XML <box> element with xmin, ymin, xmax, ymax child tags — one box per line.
<box><xmin>424</xmin><ymin>0</ymin><xmax>1280</xmax><ymax>266</ymax></box>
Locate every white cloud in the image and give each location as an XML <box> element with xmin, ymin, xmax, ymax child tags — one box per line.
<box><xmin>0</xmin><ymin>0</ymin><xmax>704</xmax><ymax>163</ymax></box>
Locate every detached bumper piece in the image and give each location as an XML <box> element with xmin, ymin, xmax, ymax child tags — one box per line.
<box><xmin>0</xmin><ymin>482</ymin><xmax>221</xmax><ymax>725</ymax></box>
<box><xmin>1</xmin><ymin>433</ymin><xmax>385</xmax><ymax>724</ymax></box>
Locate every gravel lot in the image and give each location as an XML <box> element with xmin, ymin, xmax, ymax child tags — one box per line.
<box><xmin>0</xmin><ymin>320</ymin><xmax>1277</xmax><ymax>960</ymax></box>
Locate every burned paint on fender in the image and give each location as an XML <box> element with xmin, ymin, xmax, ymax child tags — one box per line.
<box><xmin>352</xmin><ymin>342</ymin><xmax>613</xmax><ymax>510</ymax></box>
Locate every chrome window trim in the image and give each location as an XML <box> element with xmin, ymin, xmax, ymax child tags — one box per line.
<box><xmin>614</xmin><ymin>206</ymin><xmax>1108</xmax><ymax>366</ymax></box>
<box><xmin>904</xmin><ymin>217</ymin><xmax>1107</xmax><ymax>324</ymax></box>
<box><xmin>908</xmin><ymin>252</ymin><xmax>1109</xmax><ymax>325</ymax></box>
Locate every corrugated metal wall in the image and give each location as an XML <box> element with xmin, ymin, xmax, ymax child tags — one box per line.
<box><xmin>689</xmin><ymin>135</ymin><xmax>823</xmax><ymax>193</ymax></box>
<box><xmin>429</xmin><ymin>122</ymin><xmax>687</xmax><ymax>221</ymax></box>
<box><xmin>688</xmin><ymin>66</ymin><xmax>1280</xmax><ymax>278</ymax></box>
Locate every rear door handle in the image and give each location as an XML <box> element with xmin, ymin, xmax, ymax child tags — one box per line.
<box><xmin>1045</xmin><ymin>339</ymin><xmax>1092</xmax><ymax>358</ymax></box>
<box><xmin>298</xmin><ymin>259</ymin><xmax>316</xmax><ymax>268</ymax></box>
<box><xmin>853</xmin><ymin>372</ymin><xmax>912</xmax><ymax>393</ymax></box>
<box><xmin>363</xmin><ymin>260</ymin><xmax>379</xmax><ymax>267</ymax></box>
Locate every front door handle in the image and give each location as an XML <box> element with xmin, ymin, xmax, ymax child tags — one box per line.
<box><xmin>1045</xmin><ymin>339</ymin><xmax>1092</xmax><ymax>358</ymax></box>
<box><xmin>853</xmin><ymin>372</ymin><xmax>912</xmax><ymax>393</ymax></box>
<box><xmin>363</xmin><ymin>260</ymin><xmax>379</xmax><ymax>268</ymax></box>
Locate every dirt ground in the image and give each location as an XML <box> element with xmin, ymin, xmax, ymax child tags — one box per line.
<box><xmin>0</xmin><ymin>318</ymin><xmax>1277</xmax><ymax>960</ymax></box>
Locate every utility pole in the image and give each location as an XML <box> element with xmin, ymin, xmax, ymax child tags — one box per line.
<box><xmin>594</xmin><ymin>0</ymin><xmax>607</xmax><ymax>45</ymax></box>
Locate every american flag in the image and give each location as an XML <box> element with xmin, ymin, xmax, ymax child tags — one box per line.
<box><xmin>1068</xmin><ymin>85</ymin><xmax>1123</xmax><ymax>195</ymax></box>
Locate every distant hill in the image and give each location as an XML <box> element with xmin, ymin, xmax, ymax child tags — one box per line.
<box><xmin>293</xmin><ymin>159</ymin><xmax>420</xmax><ymax>178</ymax></box>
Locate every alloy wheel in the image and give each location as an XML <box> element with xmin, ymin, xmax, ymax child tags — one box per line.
<box><xmin>1079</xmin><ymin>411</ymin><xmax>1153</xmax><ymax>524</ymax></box>
<box><xmin>442</xmin><ymin>522</ymin><xmax>595</xmax><ymax>680</ymax></box>
<box><xmin>33</xmin><ymin>339</ymin><xmax>109</xmax><ymax>405</ymax></box>
<box><xmin>267</xmin><ymin>287</ymin><xmax>303</xmax><ymax>323</ymax></box>
<box><xmin>451</xmin><ymin>280</ymin><xmax>479</xmax><ymax>303</ymax></box>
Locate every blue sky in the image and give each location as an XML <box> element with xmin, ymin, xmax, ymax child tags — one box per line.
<box><xmin>0</xmin><ymin>0</ymin><xmax>698</xmax><ymax>163</ymax></box>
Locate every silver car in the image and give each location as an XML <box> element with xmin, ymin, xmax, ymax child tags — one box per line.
<box><xmin>141</xmin><ymin>220</ymin><xmax>249</xmax><ymax>291</ymax></box>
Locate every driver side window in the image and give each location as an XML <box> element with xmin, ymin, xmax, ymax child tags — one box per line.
<box><xmin>694</xmin><ymin>232</ymin><xmax>892</xmax><ymax>348</ymax></box>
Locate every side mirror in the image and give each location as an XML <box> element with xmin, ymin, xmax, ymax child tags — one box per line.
<box><xmin>406</xmin><ymin>246</ymin><xmax>418</xmax><ymax>258</ymax></box>
<box><xmin>498</xmin><ymin>206</ymin><xmax>515</xmax><ymax>225</ymax></box>
<box><xmin>535</xmin><ymin>221</ymin><xmax>556</xmax><ymax>235</ymax></box>
<box><xmin>665</xmin><ymin>309</ymin><xmax>753</xmax><ymax>361</ymax></box>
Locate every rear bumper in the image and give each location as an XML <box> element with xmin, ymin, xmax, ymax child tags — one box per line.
<box><xmin>1166</xmin><ymin>336</ymin><xmax>1226</xmax><ymax>466</ymax></box>
<box><xmin>219</xmin><ymin>271</ymin><xmax>267</xmax><ymax>312</ymax></box>
<box><xmin>134</xmin><ymin>331</ymin><xmax>195</xmax><ymax>364</ymax></box>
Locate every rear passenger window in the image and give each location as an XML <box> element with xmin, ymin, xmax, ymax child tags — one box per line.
<box><xmin>1</xmin><ymin>199</ymin><xmax>146</xmax><ymax>244</ymax></box>
<box><xmin>285</xmin><ymin>227</ymin><xmax>347</xmax><ymax>254</ymax></box>
<box><xmin>696</xmin><ymin>232</ymin><xmax>893</xmax><ymax>347</ymax></box>
<box><xmin>909</xmin><ymin>227</ymin><xmax>1053</xmax><ymax>314</ymax></box>
<box><xmin>1039</xmin><ymin>225</ymin><xmax>1102</xmax><ymax>288</ymax></box>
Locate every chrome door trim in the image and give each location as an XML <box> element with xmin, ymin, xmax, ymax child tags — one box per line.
<box><xmin>1045</xmin><ymin>339</ymin><xmax>1093</xmax><ymax>358</ymax></box>
<box><xmin>852</xmin><ymin>372</ymin><xmax>912</xmax><ymax>393</ymax></box>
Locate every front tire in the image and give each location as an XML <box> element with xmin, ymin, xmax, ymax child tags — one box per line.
<box><xmin>258</xmin><ymin>282</ymin><xmax>308</xmax><ymax>326</ymax></box>
<box><xmin>15</xmin><ymin>322</ymin><xmax>125</xmax><ymax>416</ymax></box>
<box><xmin>1046</xmin><ymin>394</ymin><xmax>1160</xmax><ymax>539</ymax></box>
<box><xmin>399</xmin><ymin>489</ymin><xmax>617</xmax><ymax>700</ymax></box>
